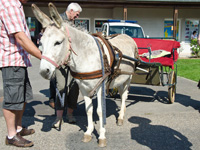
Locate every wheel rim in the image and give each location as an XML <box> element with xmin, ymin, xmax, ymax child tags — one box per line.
<box><xmin>168</xmin><ymin>70</ymin><xmax>176</xmax><ymax>103</ymax></box>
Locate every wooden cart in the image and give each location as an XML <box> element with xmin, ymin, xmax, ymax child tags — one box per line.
<box><xmin>110</xmin><ymin>38</ymin><xmax>180</xmax><ymax>104</ymax></box>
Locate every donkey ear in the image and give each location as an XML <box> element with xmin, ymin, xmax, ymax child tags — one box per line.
<box><xmin>31</xmin><ymin>4</ymin><xmax>53</xmax><ymax>28</ymax></box>
<box><xmin>48</xmin><ymin>3</ymin><xmax>63</xmax><ymax>28</ymax></box>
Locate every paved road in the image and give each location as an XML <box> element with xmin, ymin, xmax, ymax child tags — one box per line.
<box><xmin>0</xmin><ymin>57</ymin><xmax>199</xmax><ymax>150</ymax></box>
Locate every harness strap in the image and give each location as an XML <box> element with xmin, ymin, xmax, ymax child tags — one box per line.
<box><xmin>93</xmin><ymin>36</ymin><xmax>107</xmax><ymax>125</ymax></box>
<box><xmin>70</xmin><ymin>33</ymin><xmax>114</xmax><ymax>80</ymax></box>
<box><xmin>106</xmin><ymin>46</ymin><xmax>123</xmax><ymax>94</ymax></box>
<box><xmin>88</xmin><ymin>72</ymin><xmax>111</xmax><ymax>98</ymax></box>
<box><xmin>93</xmin><ymin>33</ymin><xmax>115</xmax><ymax>67</ymax></box>
<box><xmin>70</xmin><ymin>69</ymin><xmax>103</xmax><ymax>79</ymax></box>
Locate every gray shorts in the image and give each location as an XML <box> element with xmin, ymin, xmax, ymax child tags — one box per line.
<box><xmin>1</xmin><ymin>67</ymin><xmax>33</xmax><ymax>110</ymax></box>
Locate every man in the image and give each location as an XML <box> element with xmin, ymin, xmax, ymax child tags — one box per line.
<box><xmin>49</xmin><ymin>3</ymin><xmax>81</xmax><ymax>109</ymax></box>
<box><xmin>60</xmin><ymin>3</ymin><xmax>81</xmax><ymax>21</ymax></box>
<box><xmin>191</xmin><ymin>31</ymin><xmax>197</xmax><ymax>40</ymax></box>
<box><xmin>0</xmin><ymin>0</ymin><xmax>41</xmax><ymax>147</ymax></box>
<box><xmin>51</xmin><ymin>2</ymin><xmax>82</xmax><ymax>128</ymax></box>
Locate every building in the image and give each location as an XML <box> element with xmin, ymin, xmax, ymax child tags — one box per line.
<box><xmin>24</xmin><ymin>0</ymin><xmax>200</xmax><ymax>57</ymax></box>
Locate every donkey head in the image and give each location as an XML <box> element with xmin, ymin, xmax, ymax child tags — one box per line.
<box><xmin>32</xmin><ymin>3</ymin><xmax>71</xmax><ymax>79</ymax></box>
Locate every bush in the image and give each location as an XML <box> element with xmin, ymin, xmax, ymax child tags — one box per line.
<box><xmin>190</xmin><ymin>39</ymin><xmax>200</xmax><ymax>58</ymax></box>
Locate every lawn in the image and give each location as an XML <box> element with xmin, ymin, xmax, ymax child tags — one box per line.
<box><xmin>176</xmin><ymin>58</ymin><xmax>200</xmax><ymax>82</ymax></box>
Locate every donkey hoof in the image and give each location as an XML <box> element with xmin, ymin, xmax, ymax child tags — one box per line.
<box><xmin>98</xmin><ymin>139</ymin><xmax>107</xmax><ymax>147</ymax></box>
<box><xmin>117</xmin><ymin>119</ymin><xmax>123</xmax><ymax>126</ymax></box>
<box><xmin>82</xmin><ymin>134</ymin><xmax>92</xmax><ymax>143</ymax></box>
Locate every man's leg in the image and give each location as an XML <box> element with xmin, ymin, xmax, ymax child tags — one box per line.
<box><xmin>3</xmin><ymin>109</ymin><xmax>17</xmax><ymax>137</ymax></box>
<box><xmin>3</xmin><ymin>108</ymin><xmax>33</xmax><ymax>147</ymax></box>
<box><xmin>49</xmin><ymin>78</ymin><xmax>56</xmax><ymax>108</ymax></box>
<box><xmin>2</xmin><ymin>67</ymin><xmax>34</xmax><ymax>147</ymax></box>
<box><xmin>15</xmin><ymin>103</ymin><xmax>25</xmax><ymax>130</ymax></box>
<box><xmin>66</xmin><ymin>78</ymin><xmax>79</xmax><ymax>124</ymax></box>
<box><xmin>15</xmin><ymin>102</ymin><xmax>35</xmax><ymax>136</ymax></box>
<box><xmin>51</xmin><ymin>67</ymin><xmax>66</xmax><ymax>129</ymax></box>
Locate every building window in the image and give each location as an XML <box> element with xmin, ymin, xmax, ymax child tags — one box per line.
<box><xmin>185</xmin><ymin>19</ymin><xmax>199</xmax><ymax>42</ymax></box>
<box><xmin>164</xmin><ymin>20</ymin><xmax>179</xmax><ymax>40</ymax></box>
<box><xmin>95</xmin><ymin>20</ymin><xmax>107</xmax><ymax>33</ymax></box>
<box><xmin>74</xmin><ymin>19</ymin><xmax>89</xmax><ymax>31</ymax></box>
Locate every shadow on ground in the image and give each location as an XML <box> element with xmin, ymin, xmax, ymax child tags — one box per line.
<box><xmin>21</xmin><ymin>85</ymin><xmax>200</xmax><ymax>141</ymax></box>
<box><xmin>128</xmin><ymin>116</ymin><xmax>192</xmax><ymax>150</ymax></box>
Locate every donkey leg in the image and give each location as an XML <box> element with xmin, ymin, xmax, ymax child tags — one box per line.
<box><xmin>96</xmin><ymin>88</ymin><xmax>106</xmax><ymax>147</ymax></box>
<box><xmin>82</xmin><ymin>96</ymin><xmax>94</xmax><ymax>143</ymax></box>
<box><xmin>117</xmin><ymin>79</ymin><xmax>131</xmax><ymax>126</ymax></box>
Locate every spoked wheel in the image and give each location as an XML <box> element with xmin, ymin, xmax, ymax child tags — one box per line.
<box><xmin>168</xmin><ymin>70</ymin><xmax>176</xmax><ymax>104</ymax></box>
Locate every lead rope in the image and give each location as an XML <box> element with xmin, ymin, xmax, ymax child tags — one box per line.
<box><xmin>93</xmin><ymin>36</ymin><xmax>106</xmax><ymax>125</ymax></box>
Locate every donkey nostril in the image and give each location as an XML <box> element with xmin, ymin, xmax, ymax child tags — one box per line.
<box><xmin>46</xmin><ymin>68</ymin><xmax>50</xmax><ymax>73</ymax></box>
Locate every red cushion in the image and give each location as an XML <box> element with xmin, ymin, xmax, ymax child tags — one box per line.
<box><xmin>133</xmin><ymin>38</ymin><xmax>180</xmax><ymax>69</ymax></box>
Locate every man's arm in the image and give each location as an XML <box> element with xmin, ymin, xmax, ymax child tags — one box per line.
<box><xmin>14</xmin><ymin>31</ymin><xmax>42</xmax><ymax>60</ymax></box>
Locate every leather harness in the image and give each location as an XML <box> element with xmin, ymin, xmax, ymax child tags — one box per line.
<box><xmin>70</xmin><ymin>33</ymin><xmax>115</xmax><ymax>80</ymax></box>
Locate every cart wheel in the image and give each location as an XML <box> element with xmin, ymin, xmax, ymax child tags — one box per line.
<box><xmin>168</xmin><ymin>70</ymin><xmax>176</xmax><ymax>104</ymax></box>
<box><xmin>109</xmin><ymin>88</ymin><xmax>118</xmax><ymax>98</ymax></box>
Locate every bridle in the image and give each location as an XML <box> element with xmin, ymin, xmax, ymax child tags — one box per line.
<box><xmin>41</xmin><ymin>26</ymin><xmax>76</xmax><ymax>68</ymax></box>
<box><xmin>41</xmin><ymin>55</ymin><xmax>60</xmax><ymax>68</ymax></box>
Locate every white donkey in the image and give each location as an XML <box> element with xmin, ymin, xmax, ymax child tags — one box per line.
<box><xmin>32</xmin><ymin>3</ymin><xmax>138</xmax><ymax>147</ymax></box>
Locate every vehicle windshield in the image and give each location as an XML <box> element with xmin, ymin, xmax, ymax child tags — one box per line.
<box><xmin>109</xmin><ymin>26</ymin><xmax>144</xmax><ymax>38</ymax></box>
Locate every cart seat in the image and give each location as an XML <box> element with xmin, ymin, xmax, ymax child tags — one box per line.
<box><xmin>133</xmin><ymin>38</ymin><xmax>180</xmax><ymax>69</ymax></box>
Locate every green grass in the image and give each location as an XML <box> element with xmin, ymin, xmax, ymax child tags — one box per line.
<box><xmin>176</xmin><ymin>58</ymin><xmax>200</xmax><ymax>82</ymax></box>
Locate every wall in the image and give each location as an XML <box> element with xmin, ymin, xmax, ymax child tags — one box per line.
<box><xmin>24</xmin><ymin>5</ymin><xmax>200</xmax><ymax>57</ymax></box>
<box><xmin>24</xmin><ymin>6</ymin><xmax>112</xmax><ymax>33</ymax></box>
<box><xmin>124</xmin><ymin>8</ymin><xmax>173</xmax><ymax>38</ymax></box>
<box><xmin>79</xmin><ymin>8</ymin><xmax>112</xmax><ymax>32</ymax></box>
<box><xmin>25</xmin><ymin>6</ymin><xmax>200</xmax><ymax>40</ymax></box>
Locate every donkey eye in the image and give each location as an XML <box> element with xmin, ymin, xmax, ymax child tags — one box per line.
<box><xmin>54</xmin><ymin>41</ymin><xmax>61</xmax><ymax>46</ymax></box>
<box><xmin>54</xmin><ymin>39</ymin><xmax>64</xmax><ymax>46</ymax></box>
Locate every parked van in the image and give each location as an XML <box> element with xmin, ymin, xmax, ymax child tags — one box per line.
<box><xmin>101</xmin><ymin>19</ymin><xmax>146</xmax><ymax>38</ymax></box>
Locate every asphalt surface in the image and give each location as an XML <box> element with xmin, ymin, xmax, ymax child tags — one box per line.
<box><xmin>0</xmin><ymin>57</ymin><xmax>199</xmax><ymax>150</ymax></box>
